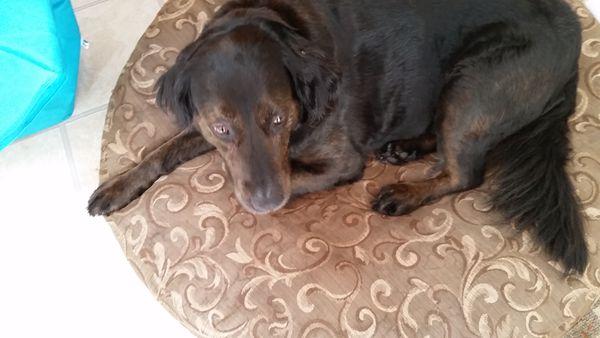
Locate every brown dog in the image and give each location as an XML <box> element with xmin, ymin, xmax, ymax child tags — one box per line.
<box><xmin>89</xmin><ymin>0</ymin><xmax>587</xmax><ymax>273</ymax></box>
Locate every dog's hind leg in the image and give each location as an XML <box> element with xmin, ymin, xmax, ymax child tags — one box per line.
<box><xmin>372</xmin><ymin>22</ymin><xmax>548</xmax><ymax>216</ymax></box>
<box><xmin>372</xmin><ymin>55</ymin><xmax>544</xmax><ymax>216</ymax></box>
<box><xmin>372</xmin><ymin>24</ymin><xmax>587</xmax><ymax>273</ymax></box>
<box><xmin>371</xmin><ymin>98</ymin><xmax>490</xmax><ymax>216</ymax></box>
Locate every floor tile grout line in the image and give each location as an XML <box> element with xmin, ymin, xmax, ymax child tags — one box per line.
<box><xmin>68</xmin><ymin>103</ymin><xmax>109</xmax><ymax>124</ymax></box>
<box><xmin>10</xmin><ymin>103</ymin><xmax>109</xmax><ymax>147</ymax></box>
<box><xmin>59</xmin><ymin>125</ymin><xmax>83</xmax><ymax>193</ymax></box>
<box><xmin>74</xmin><ymin>0</ymin><xmax>110</xmax><ymax>12</ymax></box>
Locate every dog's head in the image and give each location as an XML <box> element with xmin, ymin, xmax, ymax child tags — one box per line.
<box><xmin>155</xmin><ymin>4</ymin><xmax>339</xmax><ymax>214</ymax></box>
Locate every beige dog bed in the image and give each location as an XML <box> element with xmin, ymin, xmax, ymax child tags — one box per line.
<box><xmin>98</xmin><ymin>0</ymin><xmax>600</xmax><ymax>336</ymax></box>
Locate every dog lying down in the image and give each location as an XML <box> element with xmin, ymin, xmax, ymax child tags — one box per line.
<box><xmin>89</xmin><ymin>0</ymin><xmax>588</xmax><ymax>274</ymax></box>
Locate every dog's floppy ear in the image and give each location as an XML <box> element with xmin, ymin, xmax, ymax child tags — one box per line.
<box><xmin>278</xmin><ymin>31</ymin><xmax>340</xmax><ymax>126</ymax></box>
<box><xmin>155</xmin><ymin>44</ymin><xmax>200</xmax><ymax>127</ymax></box>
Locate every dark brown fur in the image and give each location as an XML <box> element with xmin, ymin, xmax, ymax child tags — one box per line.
<box><xmin>89</xmin><ymin>0</ymin><xmax>588</xmax><ymax>273</ymax></box>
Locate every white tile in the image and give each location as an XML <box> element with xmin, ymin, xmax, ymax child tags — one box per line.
<box><xmin>0</xmin><ymin>1</ymin><xmax>193</xmax><ymax>337</ymax></box>
<box><xmin>587</xmin><ymin>0</ymin><xmax>600</xmax><ymax>19</ymax></box>
<box><xmin>64</xmin><ymin>109</ymin><xmax>107</xmax><ymax>198</ymax></box>
<box><xmin>73</xmin><ymin>0</ymin><xmax>160</xmax><ymax>115</ymax></box>
<box><xmin>0</xmin><ymin>118</ymin><xmax>191</xmax><ymax>338</ymax></box>
<box><xmin>0</xmin><ymin>128</ymin><xmax>73</xmax><ymax>202</ymax></box>
<box><xmin>71</xmin><ymin>0</ymin><xmax>108</xmax><ymax>11</ymax></box>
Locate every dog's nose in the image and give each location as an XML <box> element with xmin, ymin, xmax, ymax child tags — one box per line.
<box><xmin>248</xmin><ymin>184</ymin><xmax>285</xmax><ymax>213</ymax></box>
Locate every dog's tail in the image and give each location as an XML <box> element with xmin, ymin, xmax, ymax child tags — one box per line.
<box><xmin>488</xmin><ymin>76</ymin><xmax>588</xmax><ymax>274</ymax></box>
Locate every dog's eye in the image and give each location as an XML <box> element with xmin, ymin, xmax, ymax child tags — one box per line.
<box><xmin>212</xmin><ymin>123</ymin><xmax>231</xmax><ymax>137</ymax></box>
<box><xmin>272</xmin><ymin>115</ymin><xmax>285</xmax><ymax>126</ymax></box>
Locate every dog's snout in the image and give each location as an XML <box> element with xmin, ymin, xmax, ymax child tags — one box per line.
<box><xmin>246</xmin><ymin>181</ymin><xmax>285</xmax><ymax>213</ymax></box>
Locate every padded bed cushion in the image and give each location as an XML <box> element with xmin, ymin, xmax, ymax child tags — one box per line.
<box><xmin>98</xmin><ymin>0</ymin><xmax>600</xmax><ymax>336</ymax></box>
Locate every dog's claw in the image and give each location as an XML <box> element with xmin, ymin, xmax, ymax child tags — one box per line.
<box><xmin>376</xmin><ymin>142</ymin><xmax>418</xmax><ymax>165</ymax></box>
<box><xmin>372</xmin><ymin>184</ymin><xmax>419</xmax><ymax>216</ymax></box>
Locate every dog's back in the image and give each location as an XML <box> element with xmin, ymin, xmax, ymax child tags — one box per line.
<box><xmin>307</xmin><ymin>0</ymin><xmax>582</xmax><ymax>150</ymax></box>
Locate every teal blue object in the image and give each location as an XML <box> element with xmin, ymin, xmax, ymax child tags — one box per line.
<box><xmin>0</xmin><ymin>0</ymin><xmax>81</xmax><ymax>150</ymax></box>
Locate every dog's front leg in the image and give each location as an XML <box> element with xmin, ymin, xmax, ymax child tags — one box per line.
<box><xmin>88</xmin><ymin>128</ymin><xmax>215</xmax><ymax>216</ymax></box>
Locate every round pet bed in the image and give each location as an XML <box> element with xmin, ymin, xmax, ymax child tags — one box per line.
<box><xmin>99</xmin><ymin>0</ymin><xmax>600</xmax><ymax>336</ymax></box>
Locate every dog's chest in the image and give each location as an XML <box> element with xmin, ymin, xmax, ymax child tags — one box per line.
<box><xmin>289</xmin><ymin>120</ymin><xmax>356</xmax><ymax>161</ymax></box>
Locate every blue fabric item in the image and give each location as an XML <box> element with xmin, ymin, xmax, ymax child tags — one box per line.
<box><xmin>0</xmin><ymin>0</ymin><xmax>81</xmax><ymax>150</ymax></box>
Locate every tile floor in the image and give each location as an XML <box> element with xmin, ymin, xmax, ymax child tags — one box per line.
<box><xmin>0</xmin><ymin>1</ymin><xmax>599</xmax><ymax>337</ymax></box>
<box><xmin>0</xmin><ymin>1</ymin><xmax>191</xmax><ymax>337</ymax></box>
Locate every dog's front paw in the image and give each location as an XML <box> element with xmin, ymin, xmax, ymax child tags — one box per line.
<box><xmin>371</xmin><ymin>184</ymin><xmax>421</xmax><ymax>216</ymax></box>
<box><xmin>376</xmin><ymin>142</ymin><xmax>418</xmax><ymax>165</ymax></box>
<box><xmin>88</xmin><ymin>174</ymin><xmax>141</xmax><ymax>216</ymax></box>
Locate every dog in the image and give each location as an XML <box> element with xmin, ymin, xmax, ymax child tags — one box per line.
<box><xmin>88</xmin><ymin>0</ymin><xmax>588</xmax><ymax>273</ymax></box>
